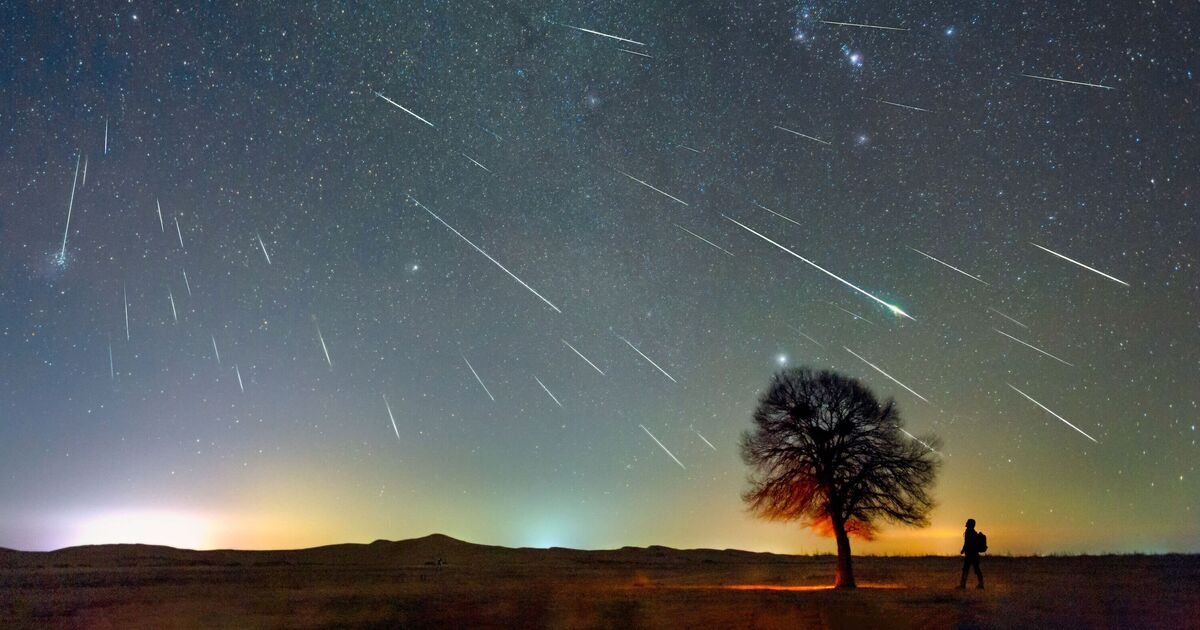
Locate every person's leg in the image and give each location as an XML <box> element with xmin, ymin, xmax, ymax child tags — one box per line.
<box><xmin>973</xmin><ymin>557</ymin><xmax>984</xmax><ymax>588</ymax></box>
<box><xmin>959</xmin><ymin>557</ymin><xmax>970</xmax><ymax>588</ymax></box>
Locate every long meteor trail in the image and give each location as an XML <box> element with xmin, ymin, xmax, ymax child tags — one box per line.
<box><xmin>58</xmin><ymin>154</ymin><xmax>81</xmax><ymax>262</ymax></box>
<box><xmin>548</xmin><ymin>20</ymin><xmax>646</xmax><ymax>46</ymax></box>
<box><xmin>773</xmin><ymin>125</ymin><xmax>831</xmax><ymax>145</ymax></box>
<box><xmin>123</xmin><ymin>284</ymin><xmax>130</xmax><ymax>340</ymax></box>
<box><xmin>383</xmin><ymin>394</ymin><xmax>401</xmax><ymax>441</ymax></box>
<box><xmin>562</xmin><ymin>339</ymin><xmax>605</xmax><ymax>375</ymax></box>
<box><xmin>694</xmin><ymin>429</ymin><xmax>717</xmax><ymax>451</ymax></box>
<box><xmin>373</xmin><ymin>91</ymin><xmax>437</xmax><ymax>128</ymax></box>
<box><xmin>844</xmin><ymin>347</ymin><xmax>930</xmax><ymax>403</ymax></box>
<box><xmin>639</xmin><ymin>424</ymin><xmax>685</xmax><ymax>469</ymax></box>
<box><xmin>408</xmin><ymin>194</ymin><xmax>562</xmax><ymax>313</ymax></box>
<box><xmin>874</xmin><ymin>98</ymin><xmax>933</xmax><ymax>113</ymax></box>
<box><xmin>723</xmin><ymin>214</ymin><xmax>914</xmax><ymax>319</ymax></box>
<box><xmin>460</xmin><ymin>152</ymin><xmax>492</xmax><ymax>173</ymax></box>
<box><xmin>534</xmin><ymin>376</ymin><xmax>563</xmax><ymax>407</ymax></box>
<box><xmin>994</xmin><ymin>329</ymin><xmax>1074</xmax><ymax>367</ymax></box>
<box><xmin>316</xmin><ymin>322</ymin><xmax>332</xmax><ymax>367</ymax></box>
<box><xmin>820</xmin><ymin>20</ymin><xmax>909</xmax><ymax>31</ymax></box>
<box><xmin>614</xmin><ymin>168</ymin><xmax>689</xmax><ymax>206</ymax></box>
<box><xmin>988</xmin><ymin>307</ymin><xmax>1028</xmax><ymax>329</ymax></box>
<box><xmin>1019</xmin><ymin>74</ymin><xmax>1114</xmax><ymax>90</ymax></box>
<box><xmin>908</xmin><ymin>247</ymin><xmax>990</xmax><ymax>286</ymax></box>
<box><xmin>462</xmin><ymin>354</ymin><xmax>494</xmax><ymax>401</ymax></box>
<box><xmin>175</xmin><ymin>217</ymin><xmax>185</xmax><ymax>250</ymax></box>
<box><xmin>1029</xmin><ymin>242</ymin><xmax>1129</xmax><ymax>286</ymax></box>
<box><xmin>235</xmin><ymin>365</ymin><xmax>244</xmax><ymax>392</ymax></box>
<box><xmin>674</xmin><ymin>223</ymin><xmax>734</xmax><ymax>257</ymax></box>
<box><xmin>899</xmin><ymin>428</ymin><xmax>942</xmax><ymax>455</ymax></box>
<box><xmin>167</xmin><ymin>288</ymin><xmax>178</xmax><ymax>322</ymax></box>
<box><xmin>211</xmin><ymin>334</ymin><xmax>221</xmax><ymax>365</ymax></box>
<box><xmin>156</xmin><ymin>199</ymin><xmax>165</xmax><ymax>232</ymax></box>
<box><xmin>1008</xmin><ymin>384</ymin><xmax>1099</xmax><ymax>443</ymax></box>
<box><xmin>257</xmin><ymin>232</ymin><xmax>272</xmax><ymax>265</ymax></box>
<box><xmin>617</xmin><ymin>335</ymin><xmax>677</xmax><ymax>383</ymax></box>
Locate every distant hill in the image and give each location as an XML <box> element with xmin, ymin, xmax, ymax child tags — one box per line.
<box><xmin>0</xmin><ymin>534</ymin><xmax>811</xmax><ymax>570</ymax></box>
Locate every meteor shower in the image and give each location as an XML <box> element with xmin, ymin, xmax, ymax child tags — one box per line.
<box><xmin>1</xmin><ymin>3</ymin><xmax>1196</xmax><ymax>628</ymax></box>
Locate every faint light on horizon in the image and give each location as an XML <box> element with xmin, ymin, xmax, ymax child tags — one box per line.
<box><xmin>70</xmin><ymin>510</ymin><xmax>213</xmax><ymax>549</ymax></box>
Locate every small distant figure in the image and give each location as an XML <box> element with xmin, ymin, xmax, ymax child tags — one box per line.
<box><xmin>958</xmin><ymin>518</ymin><xmax>986</xmax><ymax>589</ymax></box>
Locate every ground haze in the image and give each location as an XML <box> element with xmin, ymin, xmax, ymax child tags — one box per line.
<box><xmin>1</xmin><ymin>535</ymin><xmax>1196</xmax><ymax>628</ymax></box>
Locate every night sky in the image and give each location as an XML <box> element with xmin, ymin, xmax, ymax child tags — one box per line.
<box><xmin>1</xmin><ymin>2</ymin><xmax>1196</xmax><ymax>555</ymax></box>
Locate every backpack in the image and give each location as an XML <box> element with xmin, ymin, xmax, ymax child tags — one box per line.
<box><xmin>975</xmin><ymin>531</ymin><xmax>988</xmax><ymax>553</ymax></box>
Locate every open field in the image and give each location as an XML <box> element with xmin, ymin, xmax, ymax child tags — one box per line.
<box><xmin>2</xmin><ymin>535</ymin><xmax>1196</xmax><ymax>629</ymax></box>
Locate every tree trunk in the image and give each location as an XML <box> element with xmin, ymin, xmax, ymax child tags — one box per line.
<box><xmin>833</xmin><ymin>520</ymin><xmax>856</xmax><ymax>589</ymax></box>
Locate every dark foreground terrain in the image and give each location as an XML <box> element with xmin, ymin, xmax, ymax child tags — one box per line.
<box><xmin>1</xmin><ymin>534</ymin><xmax>1196</xmax><ymax>629</ymax></box>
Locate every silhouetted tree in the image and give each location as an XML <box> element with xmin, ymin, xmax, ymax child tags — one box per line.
<box><xmin>740</xmin><ymin>367</ymin><xmax>941</xmax><ymax>588</ymax></box>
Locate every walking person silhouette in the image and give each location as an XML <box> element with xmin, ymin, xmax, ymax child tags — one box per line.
<box><xmin>958</xmin><ymin>518</ymin><xmax>986</xmax><ymax>589</ymax></box>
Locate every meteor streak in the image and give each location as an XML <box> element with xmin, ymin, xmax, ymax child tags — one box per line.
<box><xmin>168</xmin><ymin>288</ymin><xmax>177</xmax><ymax>322</ymax></box>
<box><xmin>1029</xmin><ymin>242</ymin><xmax>1129</xmax><ymax>286</ymax></box>
<box><xmin>462</xmin><ymin>354</ymin><xmax>494</xmax><ymax>401</ymax></box>
<box><xmin>407</xmin><ymin>194</ymin><xmax>562</xmax><ymax>313</ymax></box>
<box><xmin>316</xmin><ymin>322</ymin><xmax>332</xmax><ymax>367</ymax></box>
<box><xmin>773</xmin><ymin>125</ymin><xmax>831</xmax><ymax>145</ymax></box>
<box><xmin>908</xmin><ymin>247</ymin><xmax>990</xmax><ymax>285</ymax></box>
<box><xmin>899</xmin><ymin>428</ymin><xmax>941</xmax><ymax>455</ymax></box>
<box><xmin>235</xmin><ymin>365</ymin><xmax>244</xmax><ymax>392</ymax></box>
<box><xmin>123</xmin><ymin>284</ymin><xmax>130</xmax><ymax>341</ymax></box>
<box><xmin>694</xmin><ymin>429</ymin><xmax>716</xmax><ymax>451</ymax></box>
<box><xmin>874</xmin><ymin>98</ymin><xmax>932</xmax><ymax>113</ymax></box>
<box><xmin>617</xmin><ymin>335</ymin><xmax>677</xmax><ymax>383</ymax></box>
<box><xmin>820</xmin><ymin>19</ymin><xmax>909</xmax><ymax>31</ymax></box>
<box><xmin>1018</xmin><ymin>74</ymin><xmax>1114</xmax><ymax>90</ymax></box>
<box><xmin>789</xmin><ymin>327</ymin><xmax>825</xmax><ymax>348</ymax></box>
<box><xmin>175</xmin><ymin>217</ymin><xmax>185</xmax><ymax>250</ymax></box>
<box><xmin>534</xmin><ymin>376</ymin><xmax>563</xmax><ymax>407</ymax></box>
<box><xmin>618</xmin><ymin>48</ymin><xmax>652</xmax><ymax>58</ymax></box>
<box><xmin>639</xmin><ymin>424</ymin><xmax>685</xmax><ymax>469</ymax></box>
<box><xmin>58</xmin><ymin>154</ymin><xmax>81</xmax><ymax>263</ymax></box>
<box><xmin>156</xmin><ymin>199</ymin><xmax>165</xmax><ymax>232</ymax></box>
<box><xmin>548</xmin><ymin>20</ymin><xmax>646</xmax><ymax>46</ymax></box>
<box><xmin>383</xmin><ymin>394</ymin><xmax>401</xmax><ymax>441</ymax></box>
<box><xmin>373</xmin><ymin>91</ymin><xmax>437</xmax><ymax>128</ymax></box>
<box><xmin>844</xmin><ymin>347</ymin><xmax>930</xmax><ymax>403</ymax></box>
<box><xmin>987</xmin><ymin>307</ymin><xmax>1028</xmax><ymax>329</ymax></box>
<box><xmin>675</xmin><ymin>144</ymin><xmax>701</xmax><ymax>153</ymax></box>
<box><xmin>108</xmin><ymin>340</ymin><xmax>114</xmax><ymax>380</ymax></box>
<box><xmin>211</xmin><ymin>335</ymin><xmax>221</xmax><ymax>365</ymax></box>
<box><xmin>460</xmin><ymin>152</ymin><xmax>492</xmax><ymax>172</ymax></box>
<box><xmin>753</xmin><ymin>202</ymin><xmax>802</xmax><ymax>227</ymax></box>
<box><xmin>994</xmin><ymin>329</ymin><xmax>1074</xmax><ymax>367</ymax></box>
<box><xmin>81</xmin><ymin>156</ymin><xmax>88</xmax><ymax>187</ymax></box>
<box><xmin>562</xmin><ymin>338</ymin><xmax>605</xmax><ymax>375</ymax></box>
<box><xmin>723</xmin><ymin>214</ymin><xmax>914</xmax><ymax>319</ymax></box>
<box><xmin>674</xmin><ymin>223</ymin><xmax>734</xmax><ymax>257</ymax></box>
<box><xmin>182</xmin><ymin>269</ymin><xmax>192</xmax><ymax>296</ymax></box>
<box><xmin>613</xmin><ymin>168</ymin><xmax>689</xmax><ymax>206</ymax></box>
<box><xmin>257</xmin><ymin>232</ymin><xmax>272</xmax><ymax>265</ymax></box>
<box><xmin>104</xmin><ymin>118</ymin><xmax>109</xmax><ymax>154</ymax></box>
<box><xmin>1007</xmin><ymin>384</ymin><xmax>1099</xmax><ymax>443</ymax></box>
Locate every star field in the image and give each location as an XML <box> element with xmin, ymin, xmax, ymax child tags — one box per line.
<box><xmin>0</xmin><ymin>2</ymin><xmax>1196</xmax><ymax>553</ymax></box>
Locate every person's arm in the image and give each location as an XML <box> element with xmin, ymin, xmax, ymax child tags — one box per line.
<box><xmin>960</xmin><ymin>532</ymin><xmax>968</xmax><ymax>554</ymax></box>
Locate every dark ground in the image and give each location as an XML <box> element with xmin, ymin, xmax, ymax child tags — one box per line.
<box><xmin>2</xmin><ymin>535</ymin><xmax>1196</xmax><ymax>629</ymax></box>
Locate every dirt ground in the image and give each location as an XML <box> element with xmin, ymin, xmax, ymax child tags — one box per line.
<box><xmin>1</xmin><ymin>538</ymin><xmax>1196</xmax><ymax>629</ymax></box>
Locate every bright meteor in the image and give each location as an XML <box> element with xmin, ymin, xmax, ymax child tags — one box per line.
<box><xmin>723</xmin><ymin>214</ymin><xmax>914</xmax><ymax>320</ymax></box>
<box><xmin>639</xmin><ymin>424</ymin><xmax>685</xmax><ymax>469</ymax></box>
<box><xmin>844</xmin><ymin>347</ymin><xmax>930</xmax><ymax>403</ymax></box>
<box><xmin>1008</xmin><ymin>384</ymin><xmax>1099</xmax><ymax>443</ymax></box>
<box><xmin>373</xmin><ymin>90</ymin><xmax>437</xmax><ymax>128</ymax></box>
<box><xmin>1029</xmin><ymin>242</ymin><xmax>1129</xmax><ymax>286</ymax></box>
<box><xmin>408</xmin><ymin>194</ymin><xmax>562</xmax><ymax>313</ymax></box>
